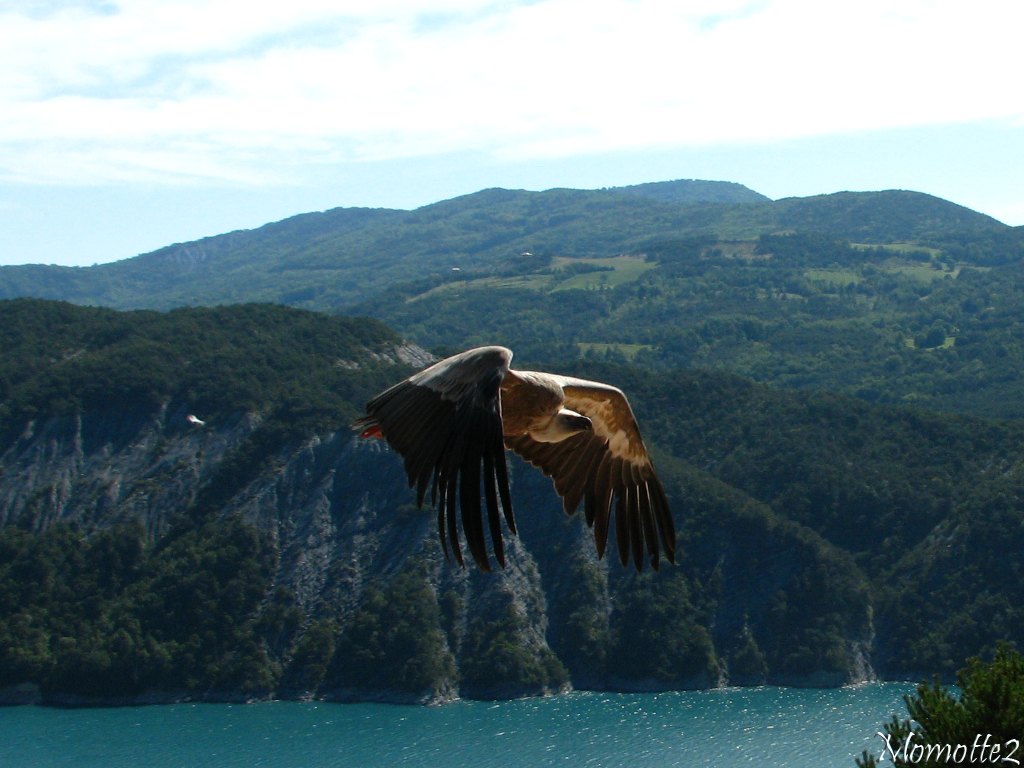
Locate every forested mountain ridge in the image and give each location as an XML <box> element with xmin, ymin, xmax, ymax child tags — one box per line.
<box><xmin>357</xmin><ymin>226</ymin><xmax>1024</xmax><ymax>418</ymax></box>
<box><xmin>609</xmin><ymin>178</ymin><xmax>769</xmax><ymax>204</ymax></box>
<box><xmin>2</xmin><ymin>300</ymin><xmax>1023</xmax><ymax>705</ymax></box>
<box><xmin>0</xmin><ymin>182</ymin><xmax>1004</xmax><ymax>314</ymax></box>
<box><xmin>3</xmin><ymin>181</ymin><xmax>1019</xmax><ymax>420</ymax></box>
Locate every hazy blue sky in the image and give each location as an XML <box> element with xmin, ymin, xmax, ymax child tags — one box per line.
<box><xmin>2</xmin><ymin>0</ymin><xmax>1022</xmax><ymax>266</ymax></box>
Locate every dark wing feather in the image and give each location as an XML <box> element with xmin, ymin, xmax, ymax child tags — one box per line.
<box><xmin>354</xmin><ymin>346</ymin><xmax>514</xmax><ymax>570</ymax></box>
<box><xmin>505</xmin><ymin>374</ymin><xmax>675</xmax><ymax>571</ymax></box>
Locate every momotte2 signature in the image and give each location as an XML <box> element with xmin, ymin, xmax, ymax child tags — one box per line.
<box><xmin>875</xmin><ymin>732</ymin><xmax>1021</xmax><ymax>764</ymax></box>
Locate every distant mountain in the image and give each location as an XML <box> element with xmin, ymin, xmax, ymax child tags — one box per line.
<box><xmin>0</xmin><ymin>183</ymin><xmax>1005</xmax><ymax>313</ymax></box>
<box><xmin>770</xmin><ymin>190</ymin><xmax>1000</xmax><ymax>242</ymax></box>
<box><xmin>609</xmin><ymin>178</ymin><xmax>770</xmax><ymax>205</ymax></box>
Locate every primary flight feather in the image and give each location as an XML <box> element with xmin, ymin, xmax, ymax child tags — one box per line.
<box><xmin>354</xmin><ymin>346</ymin><xmax>674</xmax><ymax>572</ymax></box>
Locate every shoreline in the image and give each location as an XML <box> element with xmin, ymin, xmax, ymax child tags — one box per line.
<box><xmin>0</xmin><ymin>673</ymin><xmax>938</xmax><ymax>709</ymax></box>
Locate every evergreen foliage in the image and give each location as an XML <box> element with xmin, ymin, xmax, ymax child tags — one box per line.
<box><xmin>0</xmin><ymin>516</ymin><xmax>276</xmax><ymax>698</ymax></box>
<box><xmin>0</xmin><ymin>186</ymin><xmax>1002</xmax><ymax>314</ymax></box>
<box><xmin>547</xmin><ymin>555</ymin><xmax>611</xmax><ymax>682</ymax></box>
<box><xmin>857</xmin><ymin>644</ymin><xmax>1024</xmax><ymax>767</ymax></box>
<box><xmin>0</xmin><ymin>300</ymin><xmax>414</xmax><ymax>701</ymax></box>
<box><xmin>610</xmin><ymin>179</ymin><xmax>769</xmax><ymax>205</ymax></box>
<box><xmin>607</xmin><ymin>571</ymin><xmax>720</xmax><ymax>686</ymax></box>
<box><xmin>356</xmin><ymin>228</ymin><xmax>1024</xmax><ymax>419</ymax></box>
<box><xmin>0</xmin><ymin>186</ymin><xmax>1017</xmax><ymax>705</ymax></box>
<box><xmin>327</xmin><ymin>563</ymin><xmax>455</xmax><ymax>696</ymax></box>
<box><xmin>0</xmin><ymin>298</ymin><xmax>403</xmax><ymax>444</ymax></box>
<box><xmin>649</xmin><ymin>455</ymin><xmax>872</xmax><ymax>686</ymax></box>
<box><xmin>459</xmin><ymin>596</ymin><xmax>569</xmax><ymax>699</ymax></box>
<box><xmin>283</xmin><ymin>619</ymin><xmax>337</xmax><ymax>694</ymax></box>
<box><xmin>2</xmin><ymin>297</ymin><xmax>1024</xmax><ymax>700</ymax></box>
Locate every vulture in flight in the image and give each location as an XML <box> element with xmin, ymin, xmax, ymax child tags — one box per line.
<box><xmin>354</xmin><ymin>346</ymin><xmax>674</xmax><ymax>572</ymax></box>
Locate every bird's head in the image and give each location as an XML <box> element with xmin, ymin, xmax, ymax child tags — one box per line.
<box><xmin>529</xmin><ymin>408</ymin><xmax>593</xmax><ymax>443</ymax></box>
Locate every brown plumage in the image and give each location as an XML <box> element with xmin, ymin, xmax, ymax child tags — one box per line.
<box><xmin>354</xmin><ymin>345</ymin><xmax>674</xmax><ymax>572</ymax></box>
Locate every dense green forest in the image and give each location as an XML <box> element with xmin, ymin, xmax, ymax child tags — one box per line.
<box><xmin>607</xmin><ymin>178</ymin><xmax>769</xmax><ymax>205</ymax></box>
<box><xmin>356</xmin><ymin>227</ymin><xmax>1024</xmax><ymax>418</ymax></box>
<box><xmin>0</xmin><ymin>299</ymin><xmax>403</xmax><ymax>447</ymax></box>
<box><xmin>0</xmin><ymin>182</ymin><xmax>1003</xmax><ymax>316</ymax></box>
<box><xmin>3</xmin><ymin>180</ymin><xmax>1021</xmax><ymax>416</ymax></box>
<box><xmin>1</xmin><ymin>180</ymin><xmax>1024</xmax><ymax>705</ymax></box>
<box><xmin>1</xmin><ymin>299</ymin><xmax>1023</xmax><ymax>704</ymax></box>
<box><xmin>560</xmin><ymin>360</ymin><xmax>1024</xmax><ymax>677</ymax></box>
<box><xmin>0</xmin><ymin>518</ymin><xmax>277</xmax><ymax>698</ymax></box>
<box><xmin>0</xmin><ymin>301</ymin><xmax>421</xmax><ymax>701</ymax></box>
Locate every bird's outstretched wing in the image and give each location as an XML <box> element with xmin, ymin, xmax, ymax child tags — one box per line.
<box><xmin>354</xmin><ymin>346</ymin><xmax>515</xmax><ymax>570</ymax></box>
<box><xmin>504</xmin><ymin>374</ymin><xmax>674</xmax><ymax>571</ymax></box>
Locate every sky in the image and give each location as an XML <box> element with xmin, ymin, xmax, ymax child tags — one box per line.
<box><xmin>1</xmin><ymin>0</ymin><xmax>1022</xmax><ymax>267</ymax></box>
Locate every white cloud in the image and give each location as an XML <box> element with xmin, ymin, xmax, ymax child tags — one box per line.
<box><xmin>1</xmin><ymin>0</ymin><xmax>1023</xmax><ymax>184</ymax></box>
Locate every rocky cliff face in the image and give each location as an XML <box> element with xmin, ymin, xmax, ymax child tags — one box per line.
<box><xmin>0</xmin><ymin>405</ymin><xmax>257</xmax><ymax>535</ymax></box>
<box><xmin>0</xmin><ymin>401</ymin><xmax>874</xmax><ymax>704</ymax></box>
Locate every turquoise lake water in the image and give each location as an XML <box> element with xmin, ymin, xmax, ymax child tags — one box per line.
<box><xmin>0</xmin><ymin>684</ymin><xmax>914</xmax><ymax>768</ymax></box>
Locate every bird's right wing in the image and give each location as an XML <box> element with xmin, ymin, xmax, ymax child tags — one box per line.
<box><xmin>504</xmin><ymin>374</ymin><xmax>674</xmax><ymax>571</ymax></box>
<box><xmin>354</xmin><ymin>346</ymin><xmax>515</xmax><ymax>571</ymax></box>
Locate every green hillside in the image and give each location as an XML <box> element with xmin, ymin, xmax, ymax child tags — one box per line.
<box><xmin>356</xmin><ymin>227</ymin><xmax>1024</xmax><ymax>418</ymax></box>
<box><xmin>1</xmin><ymin>183</ymin><xmax>1012</xmax><ymax>424</ymax></box>
<box><xmin>1</xmin><ymin>181</ymin><xmax>1022</xmax><ymax>703</ymax></box>
<box><xmin>2</xmin><ymin>300</ymin><xmax>1024</xmax><ymax>702</ymax></box>
<box><xmin>609</xmin><ymin>178</ymin><xmax>770</xmax><ymax>205</ymax></box>
<box><xmin>0</xmin><ymin>298</ymin><xmax>403</xmax><ymax>449</ymax></box>
<box><xmin>0</xmin><ymin>184</ymin><xmax>1004</xmax><ymax>314</ymax></box>
<box><xmin>768</xmin><ymin>190</ymin><xmax>1000</xmax><ymax>242</ymax></box>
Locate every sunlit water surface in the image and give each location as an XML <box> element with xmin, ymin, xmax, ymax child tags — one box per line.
<box><xmin>0</xmin><ymin>684</ymin><xmax>913</xmax><ymax>768</ymax></box>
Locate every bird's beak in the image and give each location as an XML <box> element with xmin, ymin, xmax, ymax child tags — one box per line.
<box><xmin>559</xmin><ymin>410</ymin><xmax>592</xmax><ymax>433</ymax></box>
<box><xmin>570</xmin><ymin>414</ymin><xmax>592</xmax><ymax>431</ymax></box>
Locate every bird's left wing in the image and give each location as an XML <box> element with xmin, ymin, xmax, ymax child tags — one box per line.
<box><xmin>504</xmin><ymin>374</ymin><xmax>674</xmax><ymax>571</ymax></box>
<box><xmin>354</xmin><ymin>346</ymin><xmax>515</xmax><ymax>571</ymax></box>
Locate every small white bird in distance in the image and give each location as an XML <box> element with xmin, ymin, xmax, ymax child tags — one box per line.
<box><xmin>187</xmin><ymin>414</ymin><xmax>206</xmax><ymax>426</ymax></box>
<box><xmin>355</xmin><ymin>346</ymin><xmax>674</xmax><ymax>572</ymax></box>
